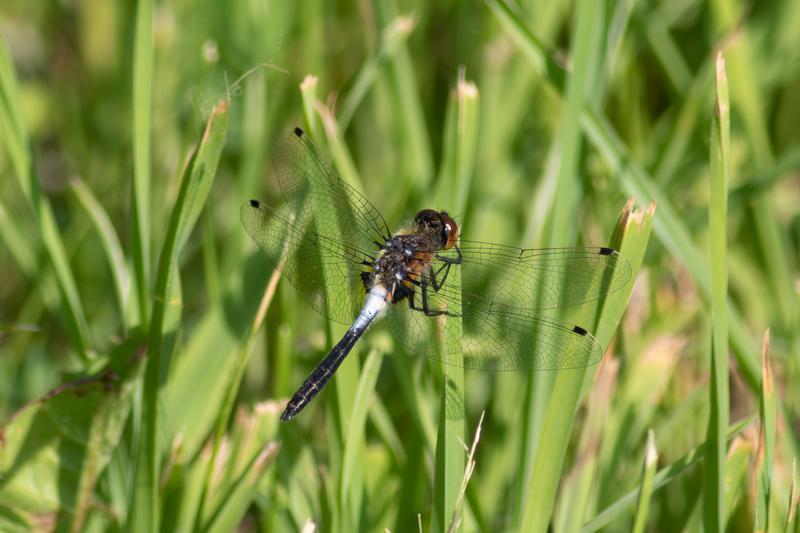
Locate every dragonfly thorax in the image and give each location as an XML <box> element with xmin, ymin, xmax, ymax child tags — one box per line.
<box><xmin>363</xmin><ymin>231</ymin><xmax>439</xmax><ymax>302</ymax></box>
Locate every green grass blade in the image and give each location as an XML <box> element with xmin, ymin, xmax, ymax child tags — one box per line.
<box><xmin>274</xmin><ymin>323</ymin><xmax>293</xmax><ymax>398</ymax></box>
<box><xmin>547</xmin><ymin>0</ymin><xmax>601</xmax><ymax>243</ymax></box>
<box><xmin>554</xmin><ymin>358</ymin><xmax>619</xmax><ymax>533</ymax></box>
<box><xmin>581</xmin><ymin>109</ymin><xmax>760</xmax><ymax>387</ymax></box>
<box><xmin>367</xmin><ymin>394</ymin><xmax>406</xmax><ymax>464</ymax></box>
<box><xmin>194</xmin><ymin>262</ymin><xmax>283</xmax><ymax>530</ymax></box>
<box><xmin>130</xmin><ymin>98</ymin><xmax>229</xmax><ymax>532</ymax></box>
<box><xmin>632</xmin><ymin>430</ymin><xmax>658</xmax><ymax>533</ymax></box>
<box><xmin>644</xmin><ymin>19</ymin><xmax>692</xmax><ymax>94</ymax></box>
<box><xmin>318</xmin><ymin>107</ymin><xmax>366</xmax><ymax>192</ymax></box>
<box><xmin>159</xmin><ymin>439</ymin><xmax>209</xmax><ymax>532</ymax></box>
<box><xmin>593</xmin><ymin>334</ymin><xmax>686</xmax><ymax>509</ymax></box>
<box><xmin>160</xmin><ymin>307</ymin><xmax>252</xmax><ymax>459</ymax></box>
<box><xmin>431</xmin><ymin>75</ymin><xmax>478</xmax><ymax>532</ymax></box>
<box><xmin>518</xmin><ymin>1</ymin><xmax>607</xmax><ymax>529</ymax></box>
<box><xmin>374</xmin><ymin>0</ymin><xmax>434</xmax><ymax>189</ymax></box>
<box><xmin>703</xmin><ymin>52</ymin><xmax>731</xmax><ymax>532</ymax></box>
<box><xmin>723</xmin><ymin>437</ymin><xmax>754</xmax><ymax>525</ymax></box>
<box><xmin>729</xmin><ymin>148</ymin><xmax>800</xmax><ymax>210</ymax></box>
<box><xmin>652</xmin><ymin>59</ymin><xmax>714</xmax><ymax>184</ymax></box>
<box><xmin>338</xmin><ymin>16</ymin><xmax>415</xmax><ymax>132</ymax></box>
<box><xmin>684</xmin><ymin>435</ymin><xmax>753</xmax><ymax>529</ymax></box>
<box><xmin>523</xmin><ymin>199</ymin><xmax>653</xmax><ymax>532</ymax></box>
<box><xmin>340</xmin><ymin>348</ymin><xmax>383</xmax><ymax>515</ymax></box>
<box><xmin>431</xmin><ymin>288</ymin><xmax>465</xmax><ymax>533</ymax></box>
<box><xmin>0</xmin><ymin>37</ymin><xmax>91</xmax><ymax>361</ymax></box>
<box><xmin>484</xmin><ymin>0</ymin><xmax>566</xmax><ymax>91</ymax></box>
<box><xmin>435</xmin><ymin>76</ymin><xmax>479</xmax><ymax>218</ymax></box>
<box><xmin>236</xmin><ymin>69</ymin><xmax>269</xmax><ymax>204</ymax></box>
<box><xmin>201</xmin><ymin>209</ymin><xmax>221</xmax><ymax>302</ymax></box>
<box><xmin>131</xmin><ymin>0</ymin><xmax>154</xmax><ymax>328</ymax></box>
<box><xmin>514</xmin><ymin>0</ymin><xmax>604</xmax><ymax>520</ymax></box>
<box><xmin>0</xmin><ymin>200</ymin><xmax>60</xmax><ymax>312</ymax></box>
<box><xmin>710</xmin><ymin>0</ymin><xmax>797</xmax><ymax>331</ymax></box>
<box><xmin>300</xmin><ymin>75</ymin><xmax>321</xmax><ymax>142</ymax></box>
<box><xmin>0</xmin><ymin>202</ymin><xmax>36</xmax><ymax>282</ymax></box>
<box><xmin>604</xmin><ymin>0</ymin><xmax>636</xmax><ymax>89</ymax></box>
<box><xmin>755</xmin><ymin>331</ymin><xmax>775</xmax><ymax>531</ymax></box>
<box><xmin>68</xmin><ymin>177</ymin><xmax>131</xmax><ymax>331</ymax></box>
<box><xmin>392</xmin><ymin>348</ymin><xmax>437</xmax><ymax>450</ymax></box>
<box><xmin>582</xmin><ymin>417</ymin><xmax>752</xmax><ymax>531</ymax></box>
<box><xmin>204</xmin><ymin>443</ymin><xmax>280</xmax><ymax>533</ymax></box>
<box><xmin>786</xmin><ymin>459</ymin><xmax>798</xmax><ymax>532</ymax></box>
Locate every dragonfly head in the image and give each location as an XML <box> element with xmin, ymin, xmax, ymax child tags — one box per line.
<box><xmin>414</xmin><ymin>209</ymin><xmax>459</xmax><ymax>250</ymax></box>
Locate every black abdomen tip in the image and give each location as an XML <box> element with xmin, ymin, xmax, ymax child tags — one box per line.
<box><xmin>249</xmin><ymin>199</ymin><xmax>260</xmax><ymax>208</ymax></box>
<box><xmin>572</xmin><ymin>325</ymin><xmax>589</xmax><ymax>336</ymax></box>
<box><xmin>293</xmin><ymin>127</ymin><xmax>304</xmax><ymax>137</ymax></box>
<box><xmin>598</xmin><ymin>247</ymin><xmax>614</xmax><ymax>256</ymax></box>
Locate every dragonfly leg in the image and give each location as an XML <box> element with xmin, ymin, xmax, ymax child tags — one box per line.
<box><xmin>408</xmin><ymin>282</ymin><xmax>460</xmax><ymax>317</ymax></box>
<box><xmin>429</xmin><ymin>263</ymin><xmax>451</xmax><ymax>291</ymax></box>
<box><xmin>434</xmin><ymin>245</ymin><xmax>462</xmax><ymax>264</ymax></box>
<box><xmin>429</xmin><ymin>245</ymin><xmax>461</xmax><ymax>290</ymax></box>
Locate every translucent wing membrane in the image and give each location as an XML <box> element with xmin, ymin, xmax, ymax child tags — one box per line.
<box><xmin>434</xmin><ymin>242</ymin><xmax>632</xmax><ymax>312</ymax></box>
<box><xmin>388</xmin><ymin>259</ymin><xmax>602</xmax><ymax>371</ymax></box>
<box><xmin>386</xmin><ymin>243</ymin><xmax>628</xmax><ymax>370</ymax></box>
<box><xmin>389</xmin><ymin>278</ymin><xmax>603</xmax><ymax>371</ymax></box>
<box><xmin>273</xmin><ymin>128</ymin><xmax>391</xmax><ymax>252</ymax></box>
<box><xmin>240</xmin><ymin>200</ymin><xmax>371</xmax><ymax>325</ymax></box>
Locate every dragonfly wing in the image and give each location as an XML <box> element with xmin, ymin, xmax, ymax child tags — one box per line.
<box><xmin>273</xmin><ymin>127</ymin><xmax>391</xmax><ymax>253</ymax></box>
<box><xmin>388</xmin><ymin>291</ymin><xmax>602</xmax><ymax>371</ymax></box>
<box><xmin>386</xmin><ymin>242</ymin><xmax>624</xmax><ymax>370</ymax></box>
<box><xmin>434</xmin><ymin>242</ymin><xmax>631</xmax><ymax>311</ymax></box>
<box><xmin>240</xmin><ymin>200</ymin><xmax>372</xmax><ymax>325</ymax></box>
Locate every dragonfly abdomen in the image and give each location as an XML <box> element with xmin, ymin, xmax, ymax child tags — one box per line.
<box><xmin>353</xmin><ymin>285</ymin><xmax>390</xmax><ymax>330</ymax></box>
<box><xmin>280</xmin><ymin>329</ymin><xmax>362</xmax><ymax>421</ymax></box>
<box><xmin>280</xmin><ymin>286</ymin><xmax>389</xmax><ymax>421</ymax></box>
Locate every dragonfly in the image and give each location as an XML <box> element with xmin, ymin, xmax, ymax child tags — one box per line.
<box><xmin>241</xmin><ymin>127</ymin><xmax>631</xmax><ymax>421</ymax></box>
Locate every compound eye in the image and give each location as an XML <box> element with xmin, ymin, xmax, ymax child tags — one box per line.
<box><xmin>415</xmin><ymin>209</ymin><xmax>440</xmax><ymax>225</ymax></box>
<box><xmin>440</xmin><ymin>213</ymin><xmax>459</xmax><ymax>249</ymax></box>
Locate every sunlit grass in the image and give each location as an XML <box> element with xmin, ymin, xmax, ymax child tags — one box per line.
<box><xmin>1</xmin><ymin>0</ymin><xmax>799</xmax><ymax>531</ymax></box>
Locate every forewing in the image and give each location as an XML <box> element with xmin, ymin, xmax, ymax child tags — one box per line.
<box><xmin>273</xmin><ymin>127</ymin><xmax>391</xmax><ymax>252</ymax></box>
<box><xmin>434</xmin><ymin>243</ymin><xmax>631</xmax><ymax>312</ymax></box>
<box><xmin>389</xmin><ymin>290</ymin><xmax>602</xmax><ymax>371</ymax></box>
<box><xmin>240</xmin><ymin>201</ymin><xmax>371</xmax><ymax>325</ymax></box>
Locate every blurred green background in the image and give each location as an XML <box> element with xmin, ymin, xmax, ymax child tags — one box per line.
<box><xmin>1</xmin><ymin>0</ymin><xmax>798</xmax><ymax>531</ymax></box>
